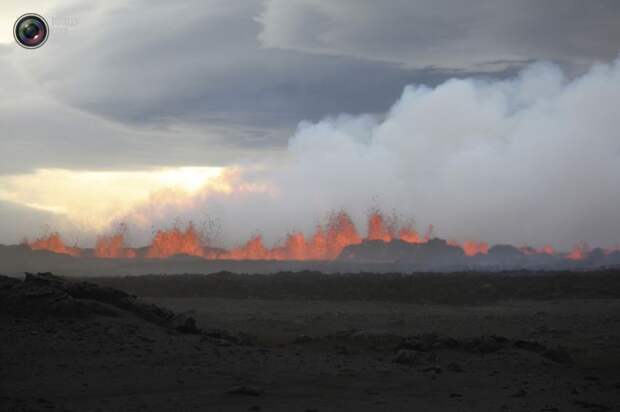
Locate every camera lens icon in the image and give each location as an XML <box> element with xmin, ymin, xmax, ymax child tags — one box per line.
<box><xmin>14</xmin><ymin>13</ymin><xmax>49</xmax><ymax>49</ymax></box>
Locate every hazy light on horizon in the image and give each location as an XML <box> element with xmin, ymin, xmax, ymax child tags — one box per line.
<box><xmin>0</xmin><ymin>167</ymin><xmax>224</xmax><ymax>234</ymax></box>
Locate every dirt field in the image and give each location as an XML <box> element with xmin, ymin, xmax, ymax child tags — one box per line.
<box><xmin>2</xmin><ymin>273</ymin><xmax>620</xmax><ymax>411</ymax></box>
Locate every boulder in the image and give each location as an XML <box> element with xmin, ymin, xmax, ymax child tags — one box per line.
<box><xmin>172</xmin><ymin>312</ymin><xmax>200</xmax><ymax>334</ymax></box>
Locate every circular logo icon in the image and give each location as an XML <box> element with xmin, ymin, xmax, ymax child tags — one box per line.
<box><xmin>14</xmin><ymin>13</ymin><xmax>49</xmax><ymax>49</ymax></box>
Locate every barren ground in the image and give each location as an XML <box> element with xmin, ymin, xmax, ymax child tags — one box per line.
<box><xmin>2</xmin><ymin>273</ymin><xmax>620</xmax><ymax>411</ymax></box>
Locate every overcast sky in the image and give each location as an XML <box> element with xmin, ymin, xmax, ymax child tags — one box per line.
<box><xmin>1</xmin><ymin>0</ymin><xmax>619</xmax><ymax>248</ymax></box>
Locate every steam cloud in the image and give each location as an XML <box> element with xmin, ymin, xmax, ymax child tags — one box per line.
<box><xmin>120</xmin><ymin>59</ymin><xmax>620</xmax><ymax>250</ymax></box>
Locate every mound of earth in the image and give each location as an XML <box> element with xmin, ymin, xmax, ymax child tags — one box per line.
<box><xmin>0</xmin><ymin>272</ymin><xmax>196</xmax><ymax>332</ymax></box>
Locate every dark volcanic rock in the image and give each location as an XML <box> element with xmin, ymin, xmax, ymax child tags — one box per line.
<box><xmin>0</xmin><ymin>275</ymin><xmax>20</xmax><ymax>291</ymax></box>
<box><xmin>398</xmin><ymin>333</ymin><xmax>518</xmax><ymax>355</ymax></box>
<box><xmin>1</xmin><ymin>272</ymin><xmax>108</xmax><ymax>317</ymax></box>
<box><xmin>395</xmin><ymin>333</ymin><xmax>576</xmax><ymax>366</ymax></box>
<box><xmin>201</xmin><ymin>329</ymin><xmax>257</xmax><ymax>346</ymax></box>
<box><xmin>573</xmin><ymin>400</ymin><xmax>611</xmax><ymax>411</ymax></box>
<box><xmin>227</xmin><ymin>385</ymin><xmax>264</xmax><ymax>396</ymax></box>
<box><xmin>542</xmin><ymin>347</ymin><xmax>572</xmax><ymax>364</ymax></box>
<box><xmin>172</xmin><ymin>312</ymin><xmax>201</xmax><ymax>334</ymax></box>
<box><xmin>514</xmin><ymin>339</ymin><xmax>546</xmax><ymax>353</ymax></box>
<box><xmin>398</xmin><ymin>333</ymin><xmax>458</xmax><ymax>352</ymax></box>
<box><xmin>294</xmin><ymin>334</ymin><xmax>313</xmax><ymax>344</ymax></box>
<box><xmin>487</xmin><ymin>245</ymin><xmax>525</xmax><ymax>259</ymax></box>
<box><xmin>463</xmin><ymin>335</ymin><xmax>508</xmax><ymax>354</ymax></box>
<box><xmin>446</xmin><ymin>361</ymin><xmax>463</xmax><ymax>372</ymax></box>
<box><xmin>393</xmin><ymin>349</ymin><xmax>425</xmax><ymax>365</ymax></box>
<box><xmin>0</xmin><ymin>272</ymin><xmax>179</xmax><ymax>329</ymax></box>
<box><xmin>338</xmin><ymin>238</ymin><xmax>465</xmax><ymax>266</ymax></box>
<box><xmin>480</xmin><ymin>245</ymin><xmax>529</xmax><ymax>268</ymax></box>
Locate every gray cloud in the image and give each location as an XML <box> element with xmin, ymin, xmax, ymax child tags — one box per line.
<box><xmin>2</xmin><ymin>0</ymin><xmax>534</xmax><ymax>175</ymax></box>
<box><xmin>34</xmin><ymin>0</ymin><xmax>488</xmax><ymax>127</ymax></box>
<box><xmin>0</xmin><ymin>72</ymin><xmax>265</xmax><ymax>175</ymax></box>
<box><xmin>257</xmin><ymin>0</ymin><xmax>620</xmax><ymax>71</ymax></box>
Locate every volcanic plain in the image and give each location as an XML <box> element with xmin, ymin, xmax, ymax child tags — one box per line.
<box><xmin>2</xmin><ymin>270</ymin><xmax>620</xmax><ymax>411</ymax></box>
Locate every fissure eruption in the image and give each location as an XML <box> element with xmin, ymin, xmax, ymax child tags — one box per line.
<box><xmin>23</xmin><ymin>209</ymin><xmax>606</xmax><ymax>262</ymax></box>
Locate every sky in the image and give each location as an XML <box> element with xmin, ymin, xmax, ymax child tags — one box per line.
<box><xmin>0</xmin><ymin>0</ymin><xmax>619</xmax><ymax>249</ymax></box>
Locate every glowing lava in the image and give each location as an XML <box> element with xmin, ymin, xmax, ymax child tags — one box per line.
<box><xmin>217</xmin><ymin>211</ymin><xmax>362</xmax><ymax>260</ymax></box>
<box><xmin>367</xmin><ymin>211</ymin><xmax>393</xmax><ymax>242</ymax></box>
<box><xmin>567</xmin><ymin>242</ymin><xmax>590</xmax><ymax>261</ymax></box>
<box><xmin>146</xmin><ymin>223</ymin><xmax>205</xmax><ymax>258</ymax></box>
<box><xmin>27</xmin><ymin>233</ymin><xmax>80</xmax><ymax>257</ymax></box>
<box><xmin>95</xmin><ymin>233</ymin><xmax>136</xmax><ymax>258</ymax></box>
<box><xmin>447</xmin><ymin>239</ymin><xmax>489</xmax><ymax>256</ymax></box>
<box><xmin>24</xmin><ymin>209</ymin><xmax>597</xmax><ymax>261</ymax></box>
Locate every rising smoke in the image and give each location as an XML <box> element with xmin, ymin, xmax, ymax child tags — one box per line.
<box><xmin>119</xmin><ymin>59</ymin><xmax>620</xmax><ymax>250</ymax></box>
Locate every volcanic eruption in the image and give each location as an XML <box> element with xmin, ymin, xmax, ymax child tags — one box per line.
<box><xmin>22</xmin><ymin>209</ymin><xmax>613</xmax><ymax>267</ymax></box>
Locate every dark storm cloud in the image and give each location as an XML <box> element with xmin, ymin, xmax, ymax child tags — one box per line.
<box><xmin>31</xmin><ymin>1</ymin><xmax>513</xmax><ymax>130</ymax></box>
<box><xmin>2</xmin><ymin>0</ymin><xmax>619</xmax><ymax>175</ymax></box>
<box><xmin>0</xmin><ymin>48</ymin><xmax>263</xmax><ymax>175</ymax></box>
<box><xmin>258</xmin><ymin>0</ymin><xmax>620</xmax><ymax>70</ymax></box>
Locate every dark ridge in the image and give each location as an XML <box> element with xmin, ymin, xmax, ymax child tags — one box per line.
<box><xmin>0</xmin><ymin>272</ymin><xmax>183</xmax><ymax>329</ymax></box>
<box><xmin>339</xmin><ymin>238</ymin><xmax>465</xmax><ymax>263</ymax></box>
<box><xmin>2</xmin><ymin>240</ymin><xmax>620</xmax><ymax>279</ymax></box>
<box><xmin>87</xmin><ymin>270</ymin><xmax>620</xmax><ymax>304</ymax></box>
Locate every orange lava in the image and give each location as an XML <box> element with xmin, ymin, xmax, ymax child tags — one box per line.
<box><xmin>368</xmin><ymin>211</ymin><xmax>426</xmax><ymax>244</ymax></box>
<box><xmin>214</xmin><ymin>211</ymin><xmax>493</xmax><ymax>260</ymax></box>
<box><xmin>462</xmin><ymin>240</ymin><xmax>489</xmax><ymax>256</ymax></box>
<box><xmin>28</xmin><ymin>233</ymin><xmax>80</xmax><ymax>257</ymax></box>
<box><xmin>367</xmin><ymin>211</ymin><xmax>393</xmax><ymax>242</ymax></box>
<box><xmin>217</xmin><ymin>210</ymin><xmax>362</xmax><ymax>260</ymax></box>
<box><xmin>398</xmin><ymin>227</ymin><xmax>422</xmax><ymax>244</ymax></box>
<box><xmin>220</xmin><ymin>235</ymin><xmax>272</xmax><ymax>260</ymax></box>
<box><xmin>539</xmin><ymin>245</ymin><xmax>555</xmax><ymax>255</ymax></box>
<box><xmin>95</xmin><ymin>233</ymin><xmax>136</xmax><ymax>258</ymax></box>
<box><xmin>325</xmin><ymin>210</ymin><xmax>362</xmax><ymax>259</ymax></box>
<box><xmin>447</xmin><ymin>239</ymin><xmax>489</xmax><ymax>256</ymax></box>
<box><xmin>567</xmin><ymin>242</ymin><xmax>590</xmax><ymax>261</ymax></box>
<box><xmin>146</xmin><ymin>223</ymin><xmax>205</xmax><ymax>258</ymax></box>
<box><xmin>24</xmin><ymin>210</ymin><xmax>538</xmax><ymax>261</ymax></box>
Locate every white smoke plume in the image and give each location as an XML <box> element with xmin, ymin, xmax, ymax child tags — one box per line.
<box><xmin>121</xmin><ymin>59</ymin><xmax>620</xmax><ymax>250</ymax></box>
